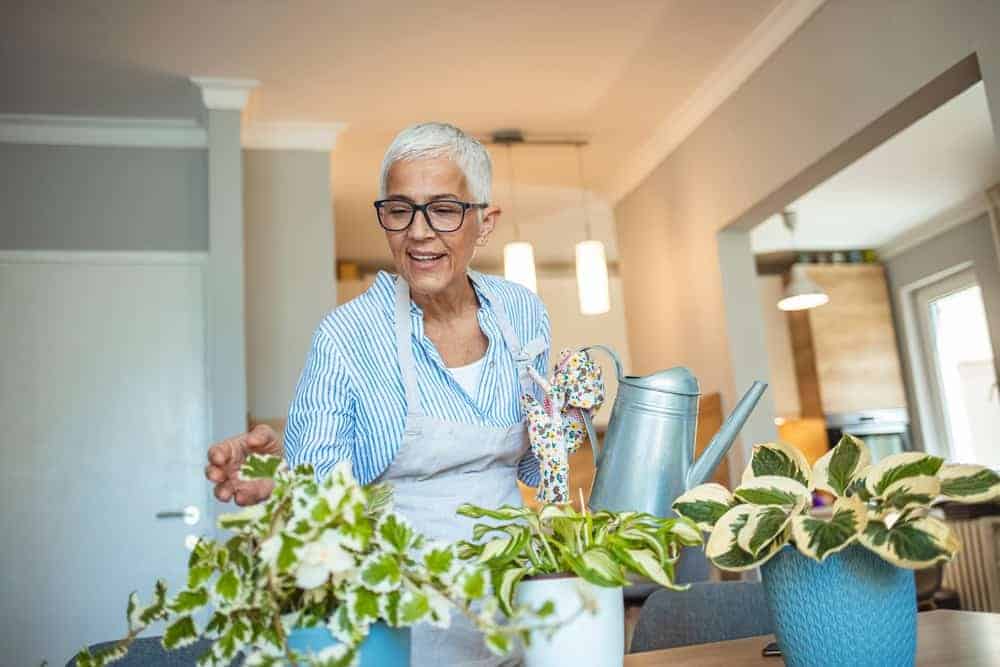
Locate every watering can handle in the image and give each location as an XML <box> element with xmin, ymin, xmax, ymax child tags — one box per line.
<box><xmin>577</xmin><ymin>345</ymin><xmax>624</xmax><ymax>468</ymax></box>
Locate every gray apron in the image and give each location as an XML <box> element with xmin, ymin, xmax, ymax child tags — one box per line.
<box><xmin>378</xmin><ymin>275</ymin><xmax>543</xmax><ymax>666</ymax></box>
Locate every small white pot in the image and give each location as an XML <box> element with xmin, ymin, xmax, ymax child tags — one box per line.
<box><xmin>515</xmin><ymin>575</ymin><xmax>624</xmax><ymax>667</ymax></box>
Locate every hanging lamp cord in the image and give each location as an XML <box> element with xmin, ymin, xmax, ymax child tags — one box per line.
<box><xmin>506</xmin><ymin>143</ymin><xmax>521</xmax><ymax>242</ymax></box>
<box><xmin>576</xmin><ymin>145</ymin><xmax>592</xmax><ymax>241</ymax></box>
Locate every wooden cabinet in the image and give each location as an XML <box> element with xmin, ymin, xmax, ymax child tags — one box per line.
<box><xmin>790</xmin><ymin>264</ymin><xmax>907</xmax><ymax>416</ymax></box>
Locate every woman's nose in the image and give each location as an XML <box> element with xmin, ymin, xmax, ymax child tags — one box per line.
<box><xmin>407</xmin><ymin>210</ymin><xmax>436</xmax><ymax>240</ymax></box>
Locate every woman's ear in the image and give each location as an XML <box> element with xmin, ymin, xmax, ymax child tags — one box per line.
<box><xmin>477</xmin><ymin>204</ymin><xmax>501</xmax><ymax>245</ymax></box>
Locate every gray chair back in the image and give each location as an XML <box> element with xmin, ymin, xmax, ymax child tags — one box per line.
<box><xmin>630</xmin><ymin>581</ymin><xmax>773</xmax><ymax>653</ymax></box>
<box><xmin>67</xmin><ymin>638</ymin><xmax>223</xmax><ymax>666</ymax></box>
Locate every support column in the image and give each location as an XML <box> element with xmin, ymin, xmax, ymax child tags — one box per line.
<box><xmin>191</xmin><ymin>77</ymin><xmax>258</xmax><ymax>442</ymax></box>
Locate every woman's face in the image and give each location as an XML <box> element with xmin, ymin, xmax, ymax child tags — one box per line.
<box><xmin>383</xmin><ymin>157</ymin><xmax>498</xmax><ymax>298</ymax></box>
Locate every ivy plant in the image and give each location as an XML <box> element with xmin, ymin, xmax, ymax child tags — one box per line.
<box><xmin>455</xmin><ymin>501</ymin><xmax>703</xmax><ymax>615</ymax></box>
<box><xmin>673</xmin><ymin>436</ymin><xmax>1000</xmax><ymax>572</ymax></box>
<box><xmin>75</xmin><ymin>456</ymin><xmax>555</xmax><ymax>667</ymax></box>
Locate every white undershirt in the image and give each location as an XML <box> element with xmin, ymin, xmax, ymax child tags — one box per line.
<box><xmin>448</xmin><ymin>356</ymin><xmax>486</xmax><ymax>400</ymax></box>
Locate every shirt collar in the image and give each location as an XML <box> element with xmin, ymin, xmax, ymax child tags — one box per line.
<box><xmin>377</xmin><ymin>270</ymin><xmax>494</xmax><ymax>323</ymax></box>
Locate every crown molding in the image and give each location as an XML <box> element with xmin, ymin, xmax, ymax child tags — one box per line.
<box><xmin>242</xmin><ymin>121</ymin><xmax>347</xmax><ymax>151</ymax></box>
<box><xmin>0</xmin><ymin>114</ymin><xmax>207</xmax><ymax>148</ymax></box>
<box><xmin>189</xmin><ymin>77</ymin><xmax>260</xmax><ymax>111</ymax></box>
<box><xmin>0</xmin><ymin>114</ymin><xmax>348</xmax><ymax>151</ymax></box>
<box><xmin>608</xmin><ymin>0</ymin><xmax>827</xmax><ymax>203</ymax></box>
<box><xmin>878</xmin><ymin>195</ymin><xmax>991</xmax><ymax>260</ymax></box>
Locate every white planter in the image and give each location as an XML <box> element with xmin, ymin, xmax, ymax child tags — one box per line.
<box><xmin>515</xmin><ymin>575</ymin><xmax>624</xmax><ymax>667</ymax></box>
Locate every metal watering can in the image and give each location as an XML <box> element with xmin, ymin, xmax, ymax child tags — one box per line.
<box><xmin>580</xmin><ymin>345</ymin><xmax>767</xmax><ymax>517</ymax></box>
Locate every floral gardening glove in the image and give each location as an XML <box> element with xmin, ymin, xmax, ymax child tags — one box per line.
<box><xmin>522</xmin><ymin>348</ymin><xmax>605</xmax><ymax>504</ymax></box>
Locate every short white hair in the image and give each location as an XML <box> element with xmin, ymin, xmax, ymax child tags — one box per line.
<box><xmin>379</xmin><ymin>122</ymin><xmax>492</xmax><ymax>203</ymax></box>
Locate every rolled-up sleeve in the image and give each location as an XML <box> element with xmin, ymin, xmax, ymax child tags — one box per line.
<box><xmin>284</xmin><ymin>327</ymin><xmax>357</xmax><ymax>483</ymax></box>
<box><xmin>516</xmin><ymin>302</ymin><xmax>551</xmax><ymax>487</ymax></box>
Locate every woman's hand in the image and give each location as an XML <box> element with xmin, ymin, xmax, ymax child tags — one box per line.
<box><xmin>205</xmin><ymin>424</ymin><xmax>282</xmax><ymax>506</ymax></box>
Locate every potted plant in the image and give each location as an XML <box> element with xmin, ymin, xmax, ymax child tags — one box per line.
<box><xmin>673</xmin><ymin>436</ymin><xmax>1000</xmax><ymax>667</ymax></box>
<box><xmin>75</xmin><ymin>456</ymin><xmax>553</xmax><ymax>667</ymax></box>
<box><xmin>456</xmin><ymin>499</ymin><xmax>703</xmax><ymax>667</ymax></box>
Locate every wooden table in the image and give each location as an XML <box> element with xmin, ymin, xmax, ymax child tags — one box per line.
<box><xmin>623</xmin><ymin>610</ymin><xmax>1000</xmax><ymax>666</ymax></box>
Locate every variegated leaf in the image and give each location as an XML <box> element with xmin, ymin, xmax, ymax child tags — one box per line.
<box><xmin>742</xmin><ymin>442</ymin><xmax>811</xmax><ymax>488</ymax></box>
<box><xmin>239</xmin><ymin>453</ymin><xmax>283</xmax><ymax>480</ymax></box>
<box><xmin>733</xmin><ymin>475</ymin><xmax>810</xmax><ymax>509</ymax></box>
<box><xmin>216</xmin><ymin>503</ymin><xmax>267</xmax><ymax>532</ymax></box>
<box><xmin>705</xmin><ymin>504</ymin><xmax>785</xmax><ymax>572</ymax></box>
<box><xmin>878</xmin><ymin>475</ymin><xmax>941</xmax><ymax>514</ymax></box>
<box><xmin>864</xmin><ymin>452</ymin><xmax>943</xmax><ymax>497</ymax></box>
<box><xmin>736</xmin><ymin>505</ymin><xmax>793</xmax><ymax>556</ymax></box>
<box><xmin>859</xmin><ymin>515</ymin><xmax>960</xmax><ymax>569</ymax></box>
<box><xmin>811</xmin><ymin>434</ymin><xmax>870</xmax><ymax>496</ymax></box>
<box><xmin>791</xmin><ymin>495</ymin><xmax>866</xmax><ymax>561</ymax></box>
<box><xmin>672</xmin><ymin>483</ymin><xmax>735</xmax><ymax>531</ymax></box>
<box><xmin>456</xmin><ymin>504</ymin><xmax>533</xmax><ymax>521</ymax></box>
<box><xmin>492</xmin><ymin>566</ymin><xmax>528</xmax><ymax>616</ymax></box>
<box><xmin>162</xmin><ymin>615</ymin><xmax>198</xmax><ymax>650</ymax></box>
<box><xmin>619</xmin><ymin>547</ymin><xmax>687</xmax><ymax>591</ymax></box>
<box><xmin>667</xmin><ymin>516</ymin><xmax>704</xmax><ymax>546</ymax></box>
<box><xmin>938</xmin><ymin>464</ymin><xmax>1000</xmax><ymax>503</ymax></box>
<box><xmin>359</xmin><ymin>552</ymin><xmax>402</xmax><ymax>593</ymax></box>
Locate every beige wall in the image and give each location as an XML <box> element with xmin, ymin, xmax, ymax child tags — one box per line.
<box><xmin>615</xmin><ymin>0</ymin><xmax>1000</xmax><ymax>419</ymax></box>
<box><xmin>245</xmin><ymin>149</ymin><xmax>336</xmax><ymax>421</ymax></box>
<box><xmin>757</xmin><ymin>275</ymin><xmax>800</xmax><ymax>418</ymax></box>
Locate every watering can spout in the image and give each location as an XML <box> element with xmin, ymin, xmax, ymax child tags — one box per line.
<box><xmin>685</xmin><ymin>381</ymin><xmax>768</xmax><ymax>490</ymax></box>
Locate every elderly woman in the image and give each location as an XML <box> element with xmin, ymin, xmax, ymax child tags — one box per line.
<box><xmin>206</xmin><ymin>122</ymin><xmax>548</xmax><ymax>665</ymax></box>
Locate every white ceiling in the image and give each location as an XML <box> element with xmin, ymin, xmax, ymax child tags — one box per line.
<box><xmin>2</xmin><ymin>0</ymin><xmax>784</xmax><ymax>196</ymax></box>
<box><xmin>751</xmin><ymin>82</ymin><xmax>1000</xmax><ymax>254</ymax></box>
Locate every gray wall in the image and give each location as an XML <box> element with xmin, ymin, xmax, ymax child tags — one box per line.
<box><xmin>244</xmin><ymin>148</ymin><xmax>335</xmax><ymax>421</ymax></box>
<box><xmin>0</xmin><ymin>143</ymin><xmax>207</xmax><ymax>251</ymax></box>
<box><xmin>884</xmin><ymin>213</ymin><xmax>1000</xmax><ymax>451</ymax></box>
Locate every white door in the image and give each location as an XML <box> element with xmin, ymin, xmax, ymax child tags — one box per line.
<box><xmin>0</xmin><ymin>253</ymin><xmax>212</xmax><ymax>665</ymax></box>
<box><xmin>914</xmin><ymin>267</ymin><xmax>1000</xmax><ymax>466</ymax></box>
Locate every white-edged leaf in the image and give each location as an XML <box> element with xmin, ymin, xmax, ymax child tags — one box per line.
<box><xmin>938</xmin><ymin>464</ymin><xmax>1000</xmax><ymax>503</ymax></box>
<box><xmin>878</xmin><ymin>475</ymin><xmax>941</xmax><ymax>514</ymax></box>
<box><xmin>359</xmin><ymin>552</ymin><xmax>402</xmax><ymax>593</ymax></box>
<box><xmin>162</xmin><ymin>615</ymin><xmax>198</xmax><ymax>650</ymax></box>
<box><xmin>672</xmin><ymin>483</ymin><xmax>735</xmax><ymax>531</ymax></box>
<box><xmin>705</xmin><ymin>504</ymin><xmax>785</xmax><ymax>572</ymax></box>
<box><xmin>239</xmin><ymin>453</ymin><xmax>283</xmax><ymax>480</ymax></box>
<box><xmin>742</xmin><ymin>442</ymin><xmax>811</xmax><ymax>488</ymax></box>
<box><xmin>216</xmin><ymin>503</ymin><xmax>267</xmax><ymax>532</ymax></box>
<box><xmin>736</xmin><ymin>505</ymin><xmax>793</xmax><ymax>556</ymax></box>
<box><xmin>580</xmin><ymin>547</ymin><xmax>628</xmax><ymax>586</ymax></box>
<box><xmin>791</xmin><ymin>495</ymin><xmax>866</xmax><ymax>562</ymax></box>
<box><xmin>667</xmin><ymin>517</ymin><xmax>704</xmax><ymax>546</ymax></box>
<box><xmin>622</xmin><ymin>548</ymin><xmax>687</xmax><ymax>591</ymax></box>
<box><xmin>734</xmin><ymin>475</ymin><xmax>810</xmax><ymax>509</ymax></box>
<box><xmin>859</xmin><ymin>515</ymin><xmax>960</xmax><ymax>569</ymax></box>
<box><xmin>478</xmin><ymin>536</ymin><xmax>513</xmax><ymax>563</ymax></box>
<box><xmin>812</xmin><ymin>434</ymin><xmax>870</xmax><ymax>495</ymax></box>
<box><xmin>492</xmin><ymin>566</ymin><xmax>528</xmax><ymax>616</ymax></box>
<box><xmin>864</xmin><ymin>452</ymin><xmax>943</xmax><ymax>497</ymax></box>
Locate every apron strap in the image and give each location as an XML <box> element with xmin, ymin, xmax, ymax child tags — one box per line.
<box><xmin>394</xmin><ymin>276</ymin><xmax>424</xmax><ymax>417</ymax></box>
<box><xmin>469</xmin><ymin>272</ymin><xmax>543</xmax><ymax>397</ymax></box>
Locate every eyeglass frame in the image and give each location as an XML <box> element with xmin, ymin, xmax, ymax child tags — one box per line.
<box><xmin>373</xmin><ymin>198</ymin><xmax>489</xmax><ymax>233</ymax></box>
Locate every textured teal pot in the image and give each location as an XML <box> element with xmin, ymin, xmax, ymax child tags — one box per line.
<box><xmin>286</xmin><ymin>621</ymin><xmax>410</xmax><ymax>666</ymax></box>
<box><xmin>760</xmin><ymin>545</ymin><xmax>916</xmax><ymax>667</ymax></box>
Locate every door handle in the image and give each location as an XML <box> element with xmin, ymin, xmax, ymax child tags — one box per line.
<box><xmin>156</xmin><ymin>505</ymin><xmax>200</xmax><ymax>526</ymax></box>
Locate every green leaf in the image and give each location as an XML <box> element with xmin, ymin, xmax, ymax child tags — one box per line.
<box><xmin>865</xmin><ymin>452</ymin><xmax>943</xmax><ymax>496</ymax></box>
<box><xmin>217</xmin><ymin>504</ymin><xmax>266</xmax><ymax>532</ymax></box>
<box><xmin>859</xmin><ymin>516</ymin><xmax>959</xmax><ymax>569</ymax></box>
<box><xmin>791</xmin><ymin>495</ymin><xmax>866</xmax><ymax>561</ymax></box>
<box><xmin>672</xmin><ymin>483</ymin><xmax>735</xmax><ymax>531</ymax></box>
<box><xmin>461</xmin><ymin>568</ymin><xmax>487</xmax><ymax>599</ymax></box>
<box><xmin>575</xmin><ymin>547</ymin><xmax>628</xmax><ymax>587</ymax></box>
<box><xmin>375</xmin><ymin>513</ymin><xmax>418</xmax><ymax>554</ymax></box>
<box><xmin>276</xmin><ymin>534</ymin><xmax>303</xmax><ymax>572</ymax></box>
<box><xmin>138</xmin><ymin>580</ymin><xmax>170</xmax><ymax>625</ymax></box>
<box><xmin>424</xmin><ymin>545</ymin><xmax>455</xmax><ymax>576</ymax></box>
<box><xmin>733</xmin><ymin>475</ymin><xmax>810</xmax><ymax>508</ymax></box>
<box><xmin>456</xmin><ymin>504</ymin><xmax>532</xmax><ymax>521</ymax></box>
<box><xmin>705</xmin><ymin>504</ymin><xmax>785</xmax><ymax>572</ymax></box>
<box><xmin>239</xmin><ymin>453</ymin><xmax>282</xmax><ymax>480</ymax></box>
<box><xmin>813</xmin><ymin>434</ymin><xmax>870</xmax><ymax>495</ymax></box>
<box><xmin>736</xmin><ymin>505</ymin><xmax>792</xmax><ymax>556</ymax></box>
<box><xmin>360</xmin><ymin>553</ymin><xmax>402</xmax><ymax>593</ymax></box>
<box><xmin>484</xmin><ymin>632</ymin><xmax>512</xmax><ymax>656</ymax></box>
<box><xmin>492</xmin><ymin>566</ymin><xmax>528</xmax><ymax>616</ymax></box>
<box><xmin>170</xmin><ymin>587</ymin><xmax>209</xmax><ymax>613</ymax></box>
<box><xmin>478</xmin><ymin>536</ymin><xmax>513</xmax><ymax>563</ymax></box>
<box><xmin>187</xmin><ymin>565</ymin><xmax>214</xmax><ymax>590</ymax></box>
<box><xmin>618</xmin><ymin>547</ymin><xmax>686</xmax><ymax>591</ymax></box>
<box><xmin>743</xmin><ymin>442</ymin><xmax>811</xmax><ymax>487</ymax></box>
<box><xmin>399</xmin><ymin>590</ymin><xmax>431</xmax><ymax>624</ymax></box>
<box><xmin>878</xmin><ymin>475</ymin><xmax>940</xmax><ymax>513</ymax></box>
<box><xmin>162</xmin><ymin>615</ymin><xmax>198</xmax><ymax>650</ymax></box>
<box><xmin>214</xmin><ymin>570</ymin><xmax>239</xmax><ymax>602</ymax></box>
<box><xmin>939</xmin><ymin>465</ymin><xmax>1000</xmax><ymax>503</ymax></box>
<box><xmin>378</xmin><ymin>591</ymin><xmax>402</xmax><ymax>627</ymax></box>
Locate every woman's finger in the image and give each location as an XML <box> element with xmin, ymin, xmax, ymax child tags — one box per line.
<box><xmin>214</xmin><ymin>480</ymin><xmax>235</xmax><ymax>502</ymax></box>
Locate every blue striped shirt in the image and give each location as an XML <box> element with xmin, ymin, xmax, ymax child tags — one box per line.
<box><xmin>284</xmin><ymin>271</ymin><xmax>550</xmax><ymax>486</ymax></box>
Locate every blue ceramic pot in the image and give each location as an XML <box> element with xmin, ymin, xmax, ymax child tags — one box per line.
<box><xmin>760</xmin><ymin>545</ymin><xmax>916</xmax><ymax>667</ymax></box>
<box><xmin>286</xmin><ymin>621</ymin><xmax>410</xmax><ymax>667</ymax></box>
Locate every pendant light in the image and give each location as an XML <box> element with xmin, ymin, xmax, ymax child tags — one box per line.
<box><xmin>777</xmin><ymin>210</ymin><xmax>829</xmax><ymax>311</ymax></box>
<box><xmin>500</xmin><ymin>141</ymin><xmax>537</xmax><ymax>293</ymax></box>
<box><xmin>574</xmin><ymin>145</ymin><xmax>610</xmax><ymax>315</ymax></box>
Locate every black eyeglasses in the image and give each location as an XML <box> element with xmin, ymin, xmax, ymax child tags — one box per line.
<box><xmin>373</xmin><ymin>199</ymin><xmax>488</xmax><ymax>233</ymax></box>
